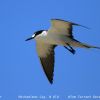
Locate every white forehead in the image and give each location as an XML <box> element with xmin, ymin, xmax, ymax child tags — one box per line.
<box><xmin>32</xmin><ymin>34</ymin><xmax>35</xmax><ymax>37</ymax></box>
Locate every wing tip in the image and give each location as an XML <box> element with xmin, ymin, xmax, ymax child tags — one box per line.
<box><xmin>49</xmin><ymin>79</ymin><xmax>53</xmax><ymax>84</ymax></box>
<box><xmin>93</xmin><ymin>46</ymin><xmax>100</xmax><ymax>49</ymax></box>
<box><xmin>76</xmin><ymin>24</ymin><xmax>90</xmax><ymax>30</ymax></box>
<box><xmin>39</xmin><ymin>57</ymin><xmax>54</xmax><ymax>85</ymax></box>
<box><xmin>47</xmin><ymin>75</ymin><xmax>54</xmax><ymax>84</ymax></box>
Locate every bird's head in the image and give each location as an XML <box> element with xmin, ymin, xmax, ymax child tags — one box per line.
<box><xmin>25</xmin><ymin>30</ymin><xmax>44</xmax><ymax>41</ymax></box>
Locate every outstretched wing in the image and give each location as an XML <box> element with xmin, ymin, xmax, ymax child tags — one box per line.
<box><xmin>36</xmin><ymin>41</ymin><xmax>56</xmax><ymax>84</ymax></box>
<box><xmin>48</xmin><ymin>19</ymin><xmax>87</xmax><ymax>38</ymax></box>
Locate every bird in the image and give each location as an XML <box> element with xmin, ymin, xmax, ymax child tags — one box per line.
<box><xmin>26</xmin><ymin>19</ymin><xmax>100</xmax><ymax>84</ymax></box>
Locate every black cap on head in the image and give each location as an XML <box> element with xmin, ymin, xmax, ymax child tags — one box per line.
<box><xmin>34</xmin><ymin>30</ymin><xmax>44</xmax><ymax>36</ymax></box>
<box><xmin>25</xmin><ymin>30</ymin><xmax>44</xmax><ymax>41</ymax></box>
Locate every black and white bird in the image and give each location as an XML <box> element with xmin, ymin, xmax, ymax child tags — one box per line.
<box><xmin>26</xmin><ymin>19</ymin><xmax>100</xmax><ymax>84</ymax></box>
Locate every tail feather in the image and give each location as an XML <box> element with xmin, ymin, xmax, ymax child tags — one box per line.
<box><xmin>82</xmin><ymin>43</ymin><xmax>100</xmax><ymax>49</ymax></box>
<box><xmin>70</xmin><ymin>39</ymin><xmax>100</xmax><ymax>49</ymax></box>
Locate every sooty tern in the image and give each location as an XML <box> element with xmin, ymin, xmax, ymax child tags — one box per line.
<box><xmin>26</xmin><ymin>19</ymin><xmax>100</xmax><ymax>84</ymax></box>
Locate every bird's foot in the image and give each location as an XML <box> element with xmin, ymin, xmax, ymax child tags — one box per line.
<box><xmin>69</xmin><ymin>49</ymin><xmax>76</xmax><ymax>54</ymax></box>
<box><xmin>64</xmin><ymin>46</ymin><xmax>76</xmax><ymax>54</ymax></box>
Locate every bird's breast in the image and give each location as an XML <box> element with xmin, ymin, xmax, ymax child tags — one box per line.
<box><xmin>35</xmin><ymin>33</ymin><xmax>72</xmax><ymax>46</ymax></box>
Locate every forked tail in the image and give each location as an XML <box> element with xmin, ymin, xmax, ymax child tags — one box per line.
<box><xmin>70</xmin><ymin>39</ymin><xmax>100</xmax><ymax>49</ymax></box>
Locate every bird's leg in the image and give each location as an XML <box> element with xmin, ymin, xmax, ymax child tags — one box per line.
<box><xmin>64</xmin><ymin>46</ymin><xmax>75</xmax><ymax>54</ymax></box>
<box><xmin>64</xmin><ymin>44</ymin><xmax>76</xmax><ymax>54</ymax></box>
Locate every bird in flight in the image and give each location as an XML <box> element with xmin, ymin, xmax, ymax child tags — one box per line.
<box><xmin>26</xmin><ymin>19</ymin><xmax>100</xmax><ymax>84</ymax></box>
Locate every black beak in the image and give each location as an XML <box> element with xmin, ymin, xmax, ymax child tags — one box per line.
<box><xmin>25</xmin><ymin>37</ymin><xmax>33</xmax><ymax>41</ymax></box>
